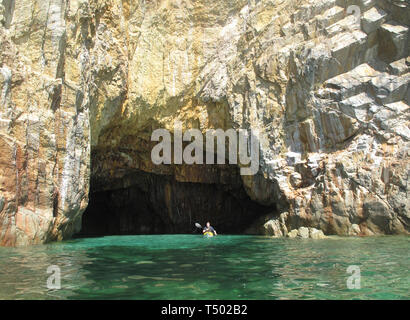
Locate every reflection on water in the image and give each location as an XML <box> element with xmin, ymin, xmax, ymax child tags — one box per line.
<box><xmin>0</xmin><ymin>235</ymin><xmax>409</xmax><ymax>299</ymax></box>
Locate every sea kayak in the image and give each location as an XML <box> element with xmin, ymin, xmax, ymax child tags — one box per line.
<box><xmin>203</xmin><ymin>231</ymin><xmax>214</xmax><ymax>238</ymax></box>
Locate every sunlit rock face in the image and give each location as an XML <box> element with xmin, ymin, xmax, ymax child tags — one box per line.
<box><xmin>0</xmin><ymin>0</ymin><xmax>409</xmax><ymax>246</ymax></box>
<box><xmin>0</xmin><ymin>0</ymin><xmax>91</xmax><ymax>246</ymax></box>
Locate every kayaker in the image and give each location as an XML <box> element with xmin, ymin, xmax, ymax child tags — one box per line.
<box><xmin>203</xmin><ymin>222</ymin><xmax>217</xmax><ymax>236</ymax></box>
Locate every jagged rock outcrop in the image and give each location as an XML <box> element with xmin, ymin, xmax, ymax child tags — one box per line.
<box><xmin>287</xmin><ymin>227</ymin><xmax>327</xmax><ymax>239</ymax></box>
<box><xmin>0</xmin><ymin>0</ymin><xmax>409</xmax><ymax>246</ymax></box>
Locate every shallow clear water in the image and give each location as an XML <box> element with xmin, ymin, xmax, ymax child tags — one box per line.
<box><xmin>0</xmin><ymin>235</ymin><xmax>409</xmax><ymax>300</ymax></box>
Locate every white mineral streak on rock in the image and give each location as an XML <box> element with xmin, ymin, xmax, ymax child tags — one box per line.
<box><xmin>59</xmin><ymin>122</ymin><xmax>73</xmax><ymax>211</ymax></box>
<box><xmin>47</xmin><ymin>0</ymin><xmax>65</xmax><ymax>46</ymax></box>
<box><xmin>0</xmin><ymin>66</ymin><xmax>11</xmax><ymax>111</ymax></box>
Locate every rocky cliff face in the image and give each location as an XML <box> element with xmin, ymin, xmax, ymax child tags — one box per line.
<box><xmin>0</xmin><ymin>0</ymin><xmax>409</xmax><ymax>246</ymax></box>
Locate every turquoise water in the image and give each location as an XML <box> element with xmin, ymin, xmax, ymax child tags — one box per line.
<box><xmin>0</xmin><ymin>235</ymin><xmax>409</xmax><ymax>300</ymax></box>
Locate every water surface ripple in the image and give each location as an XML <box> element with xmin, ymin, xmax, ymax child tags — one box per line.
<box><xmin>0</xmin><ymin>235</ymin><xmax>408</xmax><ymax>299</ymax></box>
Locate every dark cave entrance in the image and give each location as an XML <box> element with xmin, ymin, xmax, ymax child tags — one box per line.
<box><xmin>77</xmin><ymin>168</ymin><xmax>275</xmax><ymax>237</ymax></box>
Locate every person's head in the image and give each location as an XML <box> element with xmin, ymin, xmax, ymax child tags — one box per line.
<box><xmin>206</xmin><ymin>222</ymin><xmax>210</xmax><ymax>227</ymax></box>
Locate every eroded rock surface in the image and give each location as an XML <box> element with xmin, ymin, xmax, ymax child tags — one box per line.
<box><xmin>0</xmin><ymin>0</ymin><xmax>90</xmax><ymax>246</ymax></box>
<box><xmin>0</xmin><ymin>0</ymin><xmax>409</xmax><ymax>246</ymax></box>
<box><xmin>286</xmin><ymin>227</ymin><xmax>327</xmax><ymax>239</ymax></box>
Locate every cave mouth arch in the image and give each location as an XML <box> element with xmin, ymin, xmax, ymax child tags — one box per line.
<box><xmin>76</xmin><ymin>154</ymin><xmax>275</xmax><ymax>237</ymax></box>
